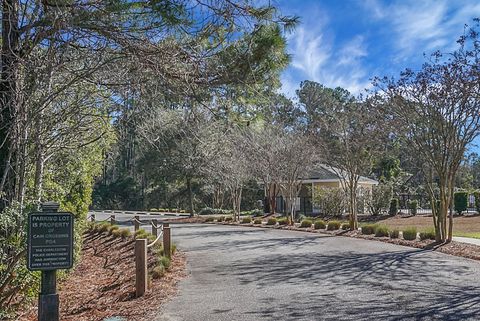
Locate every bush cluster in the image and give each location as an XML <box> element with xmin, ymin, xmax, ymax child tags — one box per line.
<box><xmin>266</xmin><ymin>217</ymin><xmax>277</xmax><ymax>225</ymax></box>
<box><xmin>314</xmin><ymin>220</ymin><xmax>326</xmax><ymax>230</ymax></box>
<box><xmin>389</xmin><ymin>229</ymin><xmax>400</xmax><ymax>239</ymax></box>
<box><xmin>254</xmin><ymin>218</ymin><xmax>263</xmax><ymax>225</ymax></box>
<box><xmin>205</xmin><ymin>217</ymin><xmax>215</xmax><ymax>222</ymax></box>
<box><xmin>225</xmin><ymin>216</ymin><xmax>233</xmax><ymax>222</ymax></box>
<box><xmin>341</xmin><ymin>222</ymin><xmax>350</xmax><ymax>230</ymax></box>
<box><xmin>374</xmin><ymin>225</ymin><xmax>389</xmax><ymax>237</ymax></box>
<box><xmin>300</xmin><ymin>219</ymin><xmax>312</xmax><ymax>228</ymax></box>
<box><xmin>199</xmin><ymin>207</ymin><xmax>232</xmax><ymax>215</ymax></box>
<box><xmin>217</xmin><ymin>216</ymin><xmax>225</xmax><ymax>222</ymax></box>
<box><xmin>361</xmin><ymin>224</ymin><xmax>377</xmax><ymax>235</ymax></box>
<box><xmin>241</xmin><ymin>217</ymin><xmax>252</xmax><ymax>224</ymax></box>
<box><xmin>419</xmin><ymin>228</ymin><xmax>436</xmax><ymax>241</ymax></box>
<box><xmin>327</xmin><ymin>220</ymin><xmax>341</xmax><ymax>231</ymax></box>
<box><xmin>403</xmin><ymin>227</ymin><xmax>417</xmax><ymax>240</ymax></box>
<box><xmin>278</xmin><ymin>218</ymin><xmax>288</xmax><ymax>226</ymax></box>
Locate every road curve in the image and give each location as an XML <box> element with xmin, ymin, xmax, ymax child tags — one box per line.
<box><xmin>156</xmin><ymin>224</ymin><xmax>480</xmax><ymax>321</ymax></box>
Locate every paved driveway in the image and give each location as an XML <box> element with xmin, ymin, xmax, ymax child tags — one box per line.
<box><xmin>156</xmin><ymin>224</ymin><xmax>480</xmax><ymax>321</ymax></box>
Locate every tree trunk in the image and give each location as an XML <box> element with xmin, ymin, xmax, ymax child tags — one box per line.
<box><xmin>187</xmin><ymin>177</ymin><xmax>194</xmax><ymax>217</ymax></box>
<box><xmin>0</xmin><ymin>0</ymin><xmax>20</xmax><ymax>205</ymax></box>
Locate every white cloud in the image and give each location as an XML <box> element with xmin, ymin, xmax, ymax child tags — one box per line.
<box><xmin>365</xmin><ymin>0</ymin><xmax>480</xmax><ymax>59</ymax></box>
<box><xmin>284</xmin><ymin>22</ymin><xmax>370</xmax><ymax>95</ymax></box>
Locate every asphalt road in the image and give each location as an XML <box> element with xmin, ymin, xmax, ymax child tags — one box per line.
<box><xmin>156</xmin><ymin>224</ymin><xmax>480</xmax><ymax>321</ymax></box>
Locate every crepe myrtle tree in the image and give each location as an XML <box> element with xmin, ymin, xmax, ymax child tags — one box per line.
<box><xmin>277</xmin><ymin>132</ymin><xmax>316</xmax><ymax>224</ymax></box>
<box><xmin>243</xmin><ymin>125</ymin><xmax>285</xmax><ymax>215</ymax></box>
<box><xmin>374</xmin><ymin>19</ymin><xmax>480</xmax><ymax>242</ymax></box>
<box><xmin>298</xmin><ymin>82</ymin><xmax>385</xmax><ymax>230</ymax></box>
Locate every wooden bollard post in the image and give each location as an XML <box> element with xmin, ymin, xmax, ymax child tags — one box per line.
<box><xmin>135</xmin><ymin>239</ymin><xmax>147</xmax><ymax>297</ymax></box>
<box><xmin>152</xmin><ymin>219</ymin><xmax>158</xmax><ymax>238</ymax></box>
<box><xmin>134</xmin><ymin>215</ymin><xmax>140</xmax><ymax>232</ymax></box>
<box><xmin>110</xmin><ymin>215</ymin><xmax>115</xmax><ymax>225</ymax></box>
<box><xmin>163</xmin><ymin>223</ymin><xmax>171</xmax><ymax>259</ymax></box>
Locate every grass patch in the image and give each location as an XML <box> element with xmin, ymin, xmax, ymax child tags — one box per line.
<box><xmin>452</xmin><ymin>232</ymin><xmax>480</xmax><ymax>239</ymax></box>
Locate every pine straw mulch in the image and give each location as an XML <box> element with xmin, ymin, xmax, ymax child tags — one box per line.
<box><xmin>215</xmin><ymin>221</ymin><xmax>480</xmax><ymax>262</ymax></box>
<box><xmin>17</xmin><ymin>231</ymin><xmax>187</xmax><ymax>321</ymax></box>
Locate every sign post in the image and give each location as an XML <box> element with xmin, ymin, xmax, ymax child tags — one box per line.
<box><xmin>27</xmin><ymin>202</ymin><xmax>74</xmax><ymax>321</ymax></box>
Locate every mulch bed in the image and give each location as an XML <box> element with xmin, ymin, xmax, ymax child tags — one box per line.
<box><xmin>17</xmin><ymin>231</ymin><xmax>186</xmax><ymax>321</ymax></box>
<box><xmin>215</xmin><ymin>221</ymin><xmax>480</xmax><ymax>262</ymax></box>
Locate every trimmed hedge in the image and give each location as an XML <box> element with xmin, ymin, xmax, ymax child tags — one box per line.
<box><xmin>266</xmin><ymin>218</ymin><xmax>277</xmax><ymax>225</ymax></box>
<box><xmin>327</xmin><ymin>220</ymin><xmax>341</xmax><ymax>231</ymax></box>
<box><xmin>241</xmin><ymin>217</ymin><xmax>252</xmax><ymax>224</ymax></box>
<box><xmin>454</xmin><ymin>191</ymin><xmax>468</xmax><ymax>215</ymax></box>
<box><xmin>389</xmin><ymin>229</ymin><xmax>400</xmax><ymax>239</ymax></box>
<box><xmin>419</xmin><ymin>228</ymin><xmax>436</xmax><ymax>241</ymax></box>
<box><xmin>403</xmin><ymin>227</ymin><xmax>417</xmax><ymax>240</ymax></box>
<box><xmin>361</xmin><ymin>224</ymin><xmax>377</xmax><ymax>235</ymax></box>
<box><xmin>374</xmin><ymin>225</ymin><xmax>389</xmax><ymax>237</ymax></box>
<box><xmin>341</xmin><ymin>222</ymin><xmax>350</xmax><ymax>230</ymax></box>
<box><xmin>314</xmin><ymin>220</ymin><xmax>326</xmax><ymax>230</ymax></box>
<box><xmin>300</xmin><ymin>219</ymin><xmax>313</xmax><ymax>228</ymax></box>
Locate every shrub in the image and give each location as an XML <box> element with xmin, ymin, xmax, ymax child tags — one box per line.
<box><xmin>278</xmin><ymin>218</ymin><xmax>288</xmax><ymax>226</ymax></box>
<box><xmin>361</xmin><ymin>224</ymin><xmax>377</xmax><ymax>235</ymax></box>
<box><xmin>225</xmin><ymin>216</ymin><xmax>233</xmax><ymax>222</ymax></box>
<box><xmin>180</xmin><ymin>209</ymin><xmax>186</xmax><ymax>213</ymax></box>
<box><xmin>135</xmin><ymin>229</ymin><xmax>149</xmax><ymax>239</ymax></box>
<box><xmin>300</xmin><ymin>219</ymin><xmax>313</xmax><ymax>228</ymax></box>
<box><xmin>266</xmin><ymin>217</ymin><xmax>277</xmax><ymax>225</ymax></box>
<box><xmin>374</xmin><ymin>225</ymin><xmax>389</xmax><ymax>237</ymax></box>
<box><xmin>368</xmin><ymin>183</ymin><xmax>393</xmax><ymax>215</ymax></box>
<box><xmin>241</xmin><ymin>217</ymin><xmax>252</xmax><ymax>224</ymax></box>
<box><xmin>159</xmin><ymin>256</ymin><xmax>171</xmax><ymax>270</ymax></box>
<box><xmin>389</xmin><ymin>198</ymin><xmax>399</xmax><ymax>216</ymax></box>
<box><xmin>254</xmin><ymin>219</ymin><xmax>262</xmax><ymax>224</ymax></box>
<box><xmin>389</xmin><ymin>229</ymin><xmax>400</xmax><ymax>239</ymax></box>
<box><xmin>150</xmin><ymin>208</ymin><xmax>158</xmax><ymax>212</ymax></box>
<box><xmin>107</xmin><ymin>225</ymin><xmax>119</xmax><ymax>235</ymax></box>
<box><xmin>327</xmin><ymin>220</ymin><xmax>341</xmax><ymax>231</ymax></box>
<box><xmin>408</xmin><ymin>200</ymin><xmax>418</xmax><ymax>215</ymax></box>
<box><xmin>152</xmin><ymin>265</ymin><xmax>166</xmax><ymax>279</ymax></box>
<box><xmin>474</xmin><ymin>191</ymin><xmax>480</xmax><ymax>214</ymax></box>
<box><xmin>97</xmin><ymin>222</ymin><xmax>110</xmax><ymax>233</ymax></box>
<box><xmin>314</xmin><ymin>220</ymin><xmax>326</xmax><ymax>230</ymax></box>
<box><xmin>111</xmin><ymin>229</ymin><xmax>122</xmax><ymax>238</ymax></box>
<box><xmin>403</xmin><ymin>227</ymin><xmax>417</xmax><ymax>241</ymax></box>
<box><xmin>171</xmin><ymin>244</ymin><xmax>177</xmax><ymax>255</ymax></box>
<box><xmin>341</xmin><ymin>222</ymin><xmax>350</xmax><ymax>230</ymax></box>
<box><xmin>419</xmin><ymin>228</ymin><xmax>436</xmax><ymax>241</ymax></box>
<box><xmin>118</xmin><ymin>228</ymin><xmax>131</xmax><ymax>239</ymax></box>
<box><xmin>205</xmin><ymin>216</ymin><xmax>215</xmax><ymax>222</ymax></box>
<box><xmin>250</xmin><ymin>209</ymin><xmax>264</xmax><ymax>217</ymax></box>
<box><xmin>454</xmin><ymin>191</ymin><xmax>468</xmax><ymax>215</ymax></box>
<box><xmin>217</xmin><ymin>216</ymin><xmax>225</xmax><ymax>222</ymax></box>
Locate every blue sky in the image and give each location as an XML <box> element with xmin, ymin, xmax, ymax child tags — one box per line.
<box><xmin>277</xmin><ymin>0</ymin><xmax>480</xmax><ymax>97</ymax></box>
